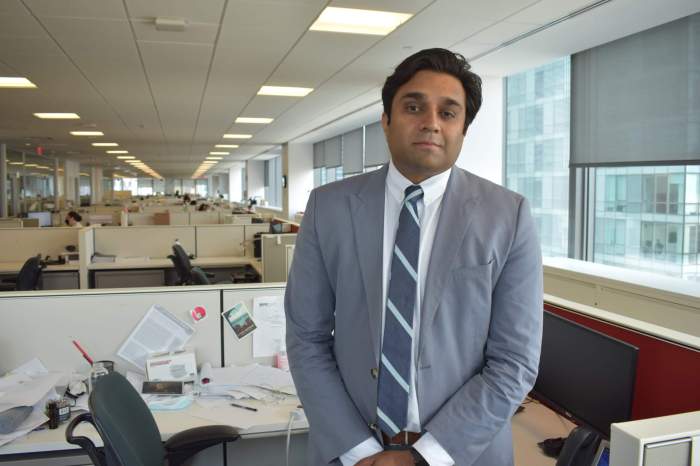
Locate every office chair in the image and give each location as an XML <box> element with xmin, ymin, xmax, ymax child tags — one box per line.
<box><xmin>0</xmin><ymin>255</ymin><xmax>45</xmax><ymax>292</ymax></box>
<box><xmin>65</xmin><ymin>372</ymin><xmax>239</xmax><ymax>466</ymax></box>
<box><xmin>190</xmin><ymin>266</ymin><xmax>211</xmax><ymax>285</ymax></box>
<box><xmin>168</xmin><ymin>243</ymin><xmax>216</xmax><ymax>286</ymax></box>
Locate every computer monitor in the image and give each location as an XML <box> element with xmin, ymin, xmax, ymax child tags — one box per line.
<box><xmin>532</xmin><ymin>311</ymin><xmax>638</xmax><ymax>438</ymax></box>
<box><xmin>592</xmin><ymin>440</ymin><xmax>610</xmax><ymax>466</ymax></box>
<box><xmin>27</xmin><ymin>211</ymin><xmax>52</xmax><ymax>227</ymax></box>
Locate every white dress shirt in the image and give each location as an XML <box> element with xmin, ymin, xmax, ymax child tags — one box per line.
<box><xmin>340</xmin><ymin>161</ymin><xmax>455</xmax><ymax>466</ymax></box>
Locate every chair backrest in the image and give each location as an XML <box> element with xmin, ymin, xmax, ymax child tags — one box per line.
<box><xmin>169</xmin><ymin>243</ymin><xmax>192</xmax><ymax>285</ymax></box>
<box><xmin>89</xmin><ymin>372</ymin><xmax>165</xmax><ymax>466</ymax></box>
<box><xmin>190</xmin><ymin>266</ymin><xmax>211</xmax><ymax>285</ymax></box>
<box><xmin>15</xmin><ymin>256</ymin><xmax>42</xmax><ymax>291</ymax></box>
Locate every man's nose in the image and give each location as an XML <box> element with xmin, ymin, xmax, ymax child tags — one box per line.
<box><xmin>420</xmin><ymin>108</ymin><xmax>440</xmax><ymax>132</ymax></box>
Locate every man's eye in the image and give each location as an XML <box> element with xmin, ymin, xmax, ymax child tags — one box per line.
<box><xmin>441</xmin><ymin>111</ymin><xmax>456</xmax><ymax>119</ymax></box>
<box><xmin>406</xmin><ymin>104</ymin><xmax>419</xmax><ymax>112</ymax></box>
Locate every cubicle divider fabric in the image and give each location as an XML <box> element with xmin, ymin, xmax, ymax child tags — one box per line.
<box><xmin>544</xmin><ymin>302</ymin><xmax>700</xmax><ymax>421</ymax></box>
<box><xmin>0</xmin><ymin>284</ymin><xmax>286</xmax><ymax>376</ymax></box>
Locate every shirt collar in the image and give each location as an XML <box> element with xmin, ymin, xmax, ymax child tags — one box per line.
<box><xmin>386</xmin><ymin>160</ymin><xmax>452</xmax><ymax>206</ymax></box>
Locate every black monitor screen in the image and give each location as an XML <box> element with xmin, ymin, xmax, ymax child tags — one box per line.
<box><xmin>532</xmin><ymin>311</ymin><xmax>638</xmax><ymax>438</ymax></box>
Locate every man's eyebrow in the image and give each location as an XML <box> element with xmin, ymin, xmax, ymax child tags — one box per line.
<box><xmin>399</xmin><ymin>92</ymin><xmax>464</xmax><ymax>109</ymax></box>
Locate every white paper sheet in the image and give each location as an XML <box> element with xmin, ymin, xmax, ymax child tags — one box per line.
<box><xmin>0</xmin><ymin>406</ymin><xmax>48</xmax><ymax>447</ymax></box>
<box><xmin>252</xmin><ymin>296</ymin><xmax>285</xmax><ymax>358</ymax></box>
<box><xmin>116</xmin><ymin>305</ymin><xmax>194</xmax><ymax>370</ymax></box>
<box><xmin>0</xmin><ymin>373</ymin><xmax>64</xmax><ymax>412</ymax></box>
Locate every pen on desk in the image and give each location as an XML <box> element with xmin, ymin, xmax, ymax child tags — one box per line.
<box><xmin>72</xmin><ymin>340</ymin><xmax>94</xmax><ymax>366</ymax></box>
<box><xmin>230</xmin><ymin>402</ymin><xmax>257</xmax><ymax>412</ymax></box>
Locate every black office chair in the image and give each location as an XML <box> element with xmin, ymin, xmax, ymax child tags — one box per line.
<box><xmin>168</xmin><ymin>243</ymin><xmax>215</xmax><ymax>286</ymax></box>
<box><xmin>190</xmin><ymin>266</ymin><xmax>211</xmax><ymax>285</ymax></box>
<box><xmin>65</xmin><ymin>372</ymin><xmax>239</xmax><ymax>466</ymax></box>
<box><xmin>0</xmin><ymin>255</ymin><xmax>45</xmax><ymax>292</ymax></box>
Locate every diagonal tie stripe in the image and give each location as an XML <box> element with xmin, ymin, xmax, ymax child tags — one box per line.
<box><xmin>377</xmin><ymin>184</ymin><xmax>423</xmax><ymax>437</ymax></box>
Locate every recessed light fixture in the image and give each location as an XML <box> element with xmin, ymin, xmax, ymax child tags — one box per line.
<box><xmin>107</xmin><ymin>150</ymin><xmax>128</xmax><ymax>154</ymax></box>
<box><xmin>258</xmin><ymin>86</ymin><xmax>313</xmax><ymax>97</ymax></box>
<box><xmin>310</xmin><ymin>7</ymin><xmax>412</xmax><ymax>35</ymax></box>
<box><xmin>9</xmin><ymin>162</ymin><xmax>24</xmax><ymax>165</ymax></box>
<box><xmin>209</xmin><ymin>151</ymin><xmax>228</xmax><ymax>155</ymax></box>
<box><xmin>117</xmin><ymin>156</ymin><xmax>135</xmax><ymax>160</ymax></box>
<box><xmin>70</xmin><ymin>131</ymin><xmax>104</xmax><ymax>136</ymax></box>
<box><xmin>206</xmin><ymin>156</ymin><xmax>223</xmax><ymax>160</ymax></box>
<box><xmin>92</xmin><ymin>142</ymin><xmax>118</xmax><ymax>147</ymax></box>
<box><xmin>25</xmin><ymin>164</ymin><xmax>38</xmax><ymax>168</ymax></box>
<box><xmin>33</xmin><ymin>113</ymin><xmax>80</xmax><ymax>119</ymax></box>
<box><xmin>215</xmin><ymin>144</ymin><xmax>239</xmax><ymax>148</ymax></box>
<box><xmin>0</xmin><ymin>77</ymin><xmax>37</xmax><ymax>88</ymax></box>
<box><xmin>235</xmin><ymin>117</ymin><xmax>273</xmax><ymax>124</ymax></box>
<box><xmin>223</xmin><ymin>134</ymin><xmax>252</xmax><ymax>139</ymax></box>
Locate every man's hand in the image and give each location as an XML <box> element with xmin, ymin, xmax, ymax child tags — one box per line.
<box><xmin>354</xmin><ymin>450</ymin><xmax>414</xmax><ymax>466</ymax></box>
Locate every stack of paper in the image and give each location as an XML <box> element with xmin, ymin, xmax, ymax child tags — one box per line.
<box><xmin>199</xmin><ymin>363</ymin><xmax>296</xmax><ymax>400</ymax></box>
<box><xmin>0</xmin><ymin>359</ymin><xmax>63</xmax><ymax>447</ymax></box>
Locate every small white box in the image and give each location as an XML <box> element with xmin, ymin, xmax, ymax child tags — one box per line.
<box><xmin>146</xmin><ymin>350</ymin><xmax>197</xmax><ymax>382</ymax></box>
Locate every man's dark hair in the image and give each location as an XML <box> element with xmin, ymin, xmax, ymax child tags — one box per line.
<box><xmin>382</xmin><ymin>48</ymin><xmax>482</xmax><ymax>134</ymax></box>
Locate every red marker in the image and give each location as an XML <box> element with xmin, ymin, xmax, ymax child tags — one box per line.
<box><xmin>72</xmin><ymin>340</ymin><xmax>94</xmax><ymax>366</ymax></box>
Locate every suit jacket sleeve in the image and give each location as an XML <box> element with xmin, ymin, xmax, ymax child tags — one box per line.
<box><xmin>285</xmin><ymin>189</ymin><xmax>375</xmax><ymax>464</ymax></box>
<box><xmin>425</xmin><ymin>196</ymin><xmax>543</xmax><ymax>464</ymax></box>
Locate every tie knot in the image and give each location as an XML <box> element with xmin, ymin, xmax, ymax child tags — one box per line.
<box><xmin>404</xmin><ymin>185</ymin><xmax>423</xmax><ymax>203</ymax></box>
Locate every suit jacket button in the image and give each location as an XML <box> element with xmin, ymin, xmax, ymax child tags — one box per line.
<box><xmin>369</xmin><ymin>422</ymin><xmax>377</xmax><ymax>430</ymax></box>
<box><xmin>370</xmin><ymin>368</ymin><xmax>378</xmax><ymax>379</ymax></box>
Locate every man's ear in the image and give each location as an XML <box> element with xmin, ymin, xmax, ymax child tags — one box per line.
<box><xmin>381</xmin><ymin>112</ymin><xmax>389</xmax><ymax>133</ymax></box>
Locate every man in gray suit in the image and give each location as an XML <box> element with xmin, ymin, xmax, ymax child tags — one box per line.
<box><xmin>286</xmin><ymin>48</ymin><xmax>542</xmax><ymax>466</ymax></box>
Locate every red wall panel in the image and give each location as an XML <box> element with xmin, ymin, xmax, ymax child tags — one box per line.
<box><xmin>545</xmin><ymin>303</ymin><xmax>700</xmax><ymax>420</ymax></box>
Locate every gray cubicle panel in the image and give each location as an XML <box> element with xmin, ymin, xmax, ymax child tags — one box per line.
<box><xmin>196</xmin><ymin>225</ymin><xmax>245</xmax><ymax>257</ymax></box>
<box><xmin>0</xmin><ymin>228</ymin><xmax>78</xmax><ymax>262</ymax></box>
<box><xmin>0</xmin><ymin>288</ymin><xmax>222</xmax><ymax>375</ymax></box>
<box><xmin>261</xmin><ymin>234</ymin><xmax>297</xmax><ymax>283</ymax></box>
<box><xmin>221</xmin><ymin>285</ymin><xmax>285</xmax><ymax>367</ymax></box>
<box><xmin>93</xmin><ymin>226</ymin><xmax>196</xmax><ymax>258</ymax></box>
<box><xmin>243</xmin><ymin>223</ymin><xmax>270</xmax><ymax>256</ymax></box>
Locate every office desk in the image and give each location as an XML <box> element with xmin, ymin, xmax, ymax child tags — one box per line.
<box><xmin>88</xmin><ymin>256</ymin><xmax>263</xmax><ymax>288</ymax></box>
<box><xmin>0</xmin><ymin>262</ymin><xmax>80</xmax><ymax>290</ymax></box>
<box><xmin>0</xmin><ymin>398</ymin><xmax>308</xmax><ymax>466</ymax></box>
<box><xmin>0</xmin><ymin>397</ymin><xmax>571</xmax><ymax>466</ymax></box>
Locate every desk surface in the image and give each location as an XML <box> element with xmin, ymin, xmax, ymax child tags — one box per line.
<box><xmin>0</xmin><ymin>397</ymin><xmax>306</xmax><ymax>456</ymax></box>
<box><xmin>88</xmin><ymin>256</ymin><xmax>262</xmax><ymax>272</ymax></box>
<box><xmin>0</xmin><ymin>262</ymin><xmax>79</xmax><ymax>274</ymax></box>
<box><xmin>1</xmin><ymin>397</ymin><xmax>572</xmax><ymax>463</ymax></box>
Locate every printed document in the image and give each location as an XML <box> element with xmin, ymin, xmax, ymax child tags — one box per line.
<box><xmin>117</xmin><ymin>305</ymin><xmax>194</xmax><ymax>370</ymax></box>
<box><xmin>252</xmin><ymin>295</ymin><xmax>285</xmax><ymax>358</ymax></box>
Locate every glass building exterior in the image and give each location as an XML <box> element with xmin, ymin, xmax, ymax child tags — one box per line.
<box><xmin>505</xmin><ymin>57</ymin><xmax>571</xmax><ymax>258</ymax></box>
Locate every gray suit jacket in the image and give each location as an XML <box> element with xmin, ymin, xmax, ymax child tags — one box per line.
<box><xmin>285</xmin><ymin>165</ymin><xmax>543</xmax><ymax>465</ymax></box>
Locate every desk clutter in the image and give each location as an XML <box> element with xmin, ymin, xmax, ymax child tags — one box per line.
<box><xmin>0</xmin><ymin>297</ymin><xmax>301</xmax><ymax>449</ymax></box>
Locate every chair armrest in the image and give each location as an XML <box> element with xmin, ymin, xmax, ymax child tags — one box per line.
<box><xmin>65</xmin><ymin>412</ymin><xmax>106</xmax><ymax>466</ymax></box>
<box><xmin>164</xmin><ymin>425</ymin><xmax>239</xmax><ymax>465</ymax></box>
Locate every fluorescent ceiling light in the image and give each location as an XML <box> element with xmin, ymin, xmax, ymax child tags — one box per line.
<box><xmin>258</xmin><ymin>85</ymin><xmax>313</xmax><ymax>97</ymax></box>
<box><xmin>25</xmin><ymin>164</ymin><xmax>38</xmax><ymax>167</ymax></box>
<box><xmin>223</xmin><ymin>134</ymin><xmax>252</xmax><ymax>139</ymax></box>
<box><xmin>92</xmin><ymin>142</ymin><xmax>118</xmax><ymax>147</ymax></box>
<box><xmin>235</xmin><ymin>117</ymin><xmax>273</xmax><ymax>124</ymax></box>
<box><xmin>215</xmin><ymin>144</ymin><xmax>239</xmax><ymax>148</ymax></box>
<box><xmin>209</xmin><ymin>151</ymin><xmax>228</xmax><ymax>155</ymax></box>
<box><xmin>0</xmin><ymin>77</ymin><xmax>37</xmax><ymax>88</ymax></box>
<box><xmin>70</xmin><ymin>131</ymin><xmax>103</xmax><ymax>136</ymax></box>
<box><xmin>117</xmin><ymin>156</ymin><xmax>135</xmax><ymax>160</ymax></box>
<box><xmin>206</xmin><ymin>156</ymin><xmax>223</xmax><ymax>160</ymax></box>
<box><xmin>107</xmin><ymin>150</ymin><xmax>128</xmax><ymax>154</ymax></box>
<box><xmin>9</xmin><ymin>162</ymin><xmax>23</xmax><ymax>165</ymax></box>
<box><xmin>33</xmin><ymin>113</ymin><xmax>80</xmax><ymax>119</ymax></box>
<box><xmin>309</xmin><ymin>7</ymin><xmax>412</xmax><ymax>36</ymax></box>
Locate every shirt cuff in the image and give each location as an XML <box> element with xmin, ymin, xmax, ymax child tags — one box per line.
<box><xmin>413</xmin><ymin>432</ymin><xmax>455</xmax><ymax>466</ymax></box>
<box><xmin>339</xmin><ymin>436</ymin><xmax>384</xmax><ymax>466</ymax></box>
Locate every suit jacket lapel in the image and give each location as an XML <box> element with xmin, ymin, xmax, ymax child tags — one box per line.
<box><xmin>421</xmin><ymin>169</ymin><xmax>481</xmax><ymax>338</ymax></box>
<box><xmin>350</xmin><ymin>165</ymin><xmax>387</xmax><ymax>365</ymax></box>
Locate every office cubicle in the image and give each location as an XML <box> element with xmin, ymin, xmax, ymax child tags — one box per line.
<box><xmin>0</xmin><ymin>284</ymin><xmax>308</xmax><ymax>466</ymax></box>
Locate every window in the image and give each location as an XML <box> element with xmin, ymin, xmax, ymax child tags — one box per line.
<box><xmin>264</xmin><ymin>156</ymin><xmax>282</xmax><ymax>208</ymax></box>
<box><xmin>592</xmin><ymin>166</ymin><xmax>699</xmax><ymax>279</ymax></box>
<box><xmin>505</xmin><ymin>57</ymin><xmax>571</xmax><ymax>258</ymax></box>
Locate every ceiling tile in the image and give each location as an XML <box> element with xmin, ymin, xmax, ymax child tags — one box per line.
<box><xmin>124</xmin><ymin>0</ymin><xmax>225</xmax><ymax>24</ymax></box>
<box><xmin>130</xmin><ymin>18</ymin><xmax>219</xmax><ymax>44</ymax></box>
<box><xmin>24</xmin><ymin>0</ymin><xmax>127</xmax><ymax>20</ymax></box>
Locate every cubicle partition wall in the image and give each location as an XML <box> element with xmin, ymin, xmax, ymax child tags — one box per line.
<box><xmin>93</xmin><ymin>226</ymin><xmax>196</xmax><ymax>258</ymax></box>
<box><xmin>261</xmin><ymin>234</ymin><xmax>297</xmax><ymax>282</ymax></box>
<box><xmin>0</xmin><ymin>228</ymin><xmax>78</xmax><ymax>262</ymax></box>
<box><xmin>196</xmin><ymin>225</ymin><xmax>245</xmax><ymax>257</ymax></box>
<box><xmin>544</xmin><ymin>296</ymin><xmax>700</xmax><ymax>422</ymax></box>
<box><xmin>0</xmin><ymin>284</ymin><xmax>307</xmax><ymax>466</ymax></box>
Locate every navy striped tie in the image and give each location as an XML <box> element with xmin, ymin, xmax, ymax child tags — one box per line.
<box><xmin>377</xmin><ymin>184</ymin><xmax>423</xmax><ymax>436</ymax></box>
